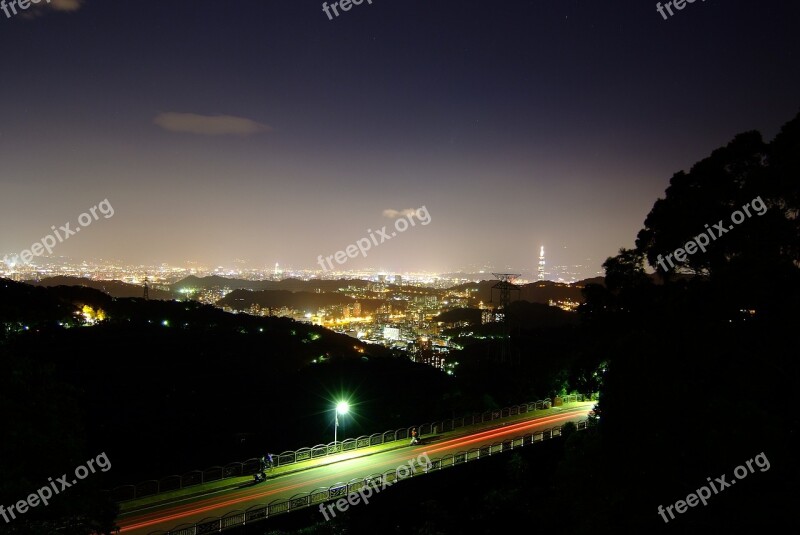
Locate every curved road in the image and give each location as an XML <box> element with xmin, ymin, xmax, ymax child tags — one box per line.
<box><xmin>119</xmin><ymin>404</ymin><xmax>592</xmax><ymax>534</ymax></box>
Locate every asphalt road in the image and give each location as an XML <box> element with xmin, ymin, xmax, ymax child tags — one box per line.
<box><xmin>118</xmin><ymin>404</ymin><xmax>592</xmax><ymax>534</ymax></box>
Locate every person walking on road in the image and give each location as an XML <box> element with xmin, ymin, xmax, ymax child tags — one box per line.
<box><xmin>410</xmin><ymin>427</ymin><xmax>419</xmax><ymax>445</ymax></box>
<box><xmin>254</xmin><ymin>456</ymin><xmax>267</xmax><ymax>482</ymax></box>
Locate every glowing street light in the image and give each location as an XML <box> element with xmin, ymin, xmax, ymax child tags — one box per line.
<box><xmin>334</xmin><ymin>401</ymin><xmax>350</xmax><ymax>444</ymax></box>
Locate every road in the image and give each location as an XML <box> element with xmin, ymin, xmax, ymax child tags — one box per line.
<box><xmin>118</xmin><ymin>404</ymin><xmax>592</xmax><ymax>534</ymax></box>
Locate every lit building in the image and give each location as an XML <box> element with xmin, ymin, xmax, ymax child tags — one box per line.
<box><xmin>538</xmin><ymin>245</ymin><xmax>545</xmax><ymax>281</ymax></box>
<box><xmin>383</xmin><ymin>326</ymin><xmax>400</xmax><ymax>341</ymax></box>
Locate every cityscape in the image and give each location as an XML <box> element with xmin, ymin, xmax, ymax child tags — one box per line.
<box><xmin>0</xmin><ymin>246</ymin><xmax>588</xmax><ymax>374</ymax></box>
<box><xmin>0</xmin><ymin>245</ymin><xmax>601</xmax><ymax>285</ymax></box>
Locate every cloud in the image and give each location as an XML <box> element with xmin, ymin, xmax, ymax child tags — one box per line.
<box><xmin>20</xmin><ymin>0</ymin><xmax>85</xmax><ymax>17</ymax></box>
<box><xmin>154</xmin><ymin>113</ymin><xmax>271</xmax><ymax>136</ymax></box>
<box><xmin>383</xmin><ymin>208</ymin><xmax>418</xmax><ymax>219</ymax></box>
<box><xmin>48</xmin><ymin>0</ymin><xmax>85</xmax><ymax>12</ymax></box>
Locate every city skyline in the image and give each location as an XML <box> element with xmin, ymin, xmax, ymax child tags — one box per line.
<box><xmin>0</xmin><ymin>244</ymin><xmax>602</xmax><ymax>283</ymax></box>
<box><xmin>2</xmin><ymin>1</ymin><xmax>799</xmax><ymax>274</ymax></box>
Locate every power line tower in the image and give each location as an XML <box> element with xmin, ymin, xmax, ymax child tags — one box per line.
<box><xmin>490</xmin><ymin>273</ymin><xmax>520</xmax><ymax>364</ymax></box>
<box><xmin>143</xmin><ymin>276</ymin><xmax>150</xmax><ymax>300</ymax></box>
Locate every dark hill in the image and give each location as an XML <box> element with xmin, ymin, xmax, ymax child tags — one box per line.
<box><xmin>217</xmin><ymin>288</ymin><xmax>388</xmax><ymax>313</ymax></box>
<box><xmin>29</xmin><ymin>276</ymin><xmax>175</xmax><ymax>300</ymax></box>
<box><xmin>448</xmin><ymin>279</ymin><xmax>593</xmax><ymax>304</ymax></box>
<box><xmin>172</xmin><ymin>275</ymin><xmax>371</xmax><ymax>293</ymax></box>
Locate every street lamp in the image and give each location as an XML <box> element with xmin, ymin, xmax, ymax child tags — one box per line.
<box><xmin>334</xmin><ymin>401</ymin><xmax>350</xmax><ymax>443</ymax></box>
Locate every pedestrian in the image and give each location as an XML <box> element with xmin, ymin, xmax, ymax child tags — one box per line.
<box><xmin>410</xmin><ymin>427</ymin><xmax>419</xmax><ymax>445</ymax></box>
<box><xmin>260</xmin><ymin>455</ymin><xmax>267</xmax><ymax>470</ymax></box>
<box><xmin>267</xmin><ymin>452</ymin><xmax>275</xmax><ymax>471</ymax></box>
<box><xmin>254</xmin><ymin>456</ymin><xmax>266</xmax><ymax>481</ymax></box>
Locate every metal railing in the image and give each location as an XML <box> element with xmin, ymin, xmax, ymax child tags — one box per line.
<box><xmin>110</xmin><ymin>393</ymin><xmax>596</xmax><ymax>502</ymax></box>
<box><xmin>146</xmin><ymin>418</ymin><xmax>591</xmax><ymax>534</ymax></box>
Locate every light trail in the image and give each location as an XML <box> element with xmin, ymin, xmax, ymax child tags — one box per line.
<box><xmin>119</xmin><ymin>406</ymin><xmax>590</xmax><ymax>532</ymax></box>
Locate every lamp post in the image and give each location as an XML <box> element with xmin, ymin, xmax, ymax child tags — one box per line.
<box><xmin>334</xmin><ymin>401</ymin><xmax>349</xmax><ymax>443</ymax></box>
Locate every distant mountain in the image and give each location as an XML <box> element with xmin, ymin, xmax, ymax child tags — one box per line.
<box><xmin>439</xmin><ymin>272</ymin><xmax>501</xmax><ymax>281</ymax></box>
<box><xmin>448</xmin><ymin>278</ymin><xmax>599</xmax><ymax>304</ymax></box>
<box><xmin>172</xmin><ymin>275</ymin><xmax>371</xmax><ymax>293</ymax></box>
<box><xmin>217</xmin><ymin>289</ymin><xmax>387</xmax><ymax>313</ymax></box>
<box><xmin>28</xmin><ymin>276</ymin><xmax>175</xmax><ymax>300</ymax></box>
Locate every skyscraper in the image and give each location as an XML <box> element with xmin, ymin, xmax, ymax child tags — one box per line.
<box><xmin>538</xmin><ymin>246</ymin><xmax>545</xmax><ymax>281</ymax></box>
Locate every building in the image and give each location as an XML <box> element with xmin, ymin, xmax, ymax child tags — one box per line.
<box><xmin>383</xmin><ymin>326</ymin><xmax>400</xmax><ymax>341</ymax></box>
<box><xmin>538</xmin><ymin>246</ymin><xmax>546</xmax><ymax>281</ymax></box>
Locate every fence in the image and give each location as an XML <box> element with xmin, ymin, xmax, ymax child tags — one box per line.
<box><xmin>146</xmin><ymin>418</ymin><xmax>591</xmax><ymax>534</ymax></box>
<box><xmin>110</xmin><ymin>393</ymin><xmax>596</xmax><ymax>502</ymax></box>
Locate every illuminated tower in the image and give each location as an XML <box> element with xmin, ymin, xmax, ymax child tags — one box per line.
<box><xmin>537</xmin><ymin>246</ymin><xmax>545</xmax><ymax>281</ymax></box>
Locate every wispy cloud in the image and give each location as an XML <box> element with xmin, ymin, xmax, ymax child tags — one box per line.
<box><xmin>382</xmin><ymin>208</ymin><xmax>418</xmax><ymax>219</ymax></box>
<box><xmin>20</xmin><ymin>0</ymin><xmax>85</xmax><ymax>18</ymax></box>
<box><xmin>154</xmin><ymin>113</ymin><xmax>271</xmax><ymax>136</ymax></box>
<box><xmin>48</xmin><ymin>0</ymin><xmax>85</xmax><ymax>12</ymax></box>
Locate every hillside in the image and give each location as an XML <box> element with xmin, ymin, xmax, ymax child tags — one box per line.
<box><xmin>172</xmin><ymin>275</ymin><xmax>371</xmax><ymax>293</ymax></box>
<box><xmin>217</xmin><ymin>288</ymin><xmax>389</xmax><ymax>314</ymax></box>
<box><xmin>29</xmin><ymin>276</ymin><xmax>175</xmax><ymax>300</ymax></box>
<box><xmin>448</xmin><ymin>279</ymin><xmax>594</xmax><ymax>304</ymax></box>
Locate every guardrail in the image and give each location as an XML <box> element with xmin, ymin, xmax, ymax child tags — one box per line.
<box><xmin>146</xmin><ymin>418</ymin><xmax>591</xmax><ymax>534</ymax></box>
<box><xmin>110</xmin><ymin>393</ymin><xmax>596</xmax><ymax>502</ymax></box>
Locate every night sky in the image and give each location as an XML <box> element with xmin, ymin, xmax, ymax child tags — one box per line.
<box><xmin>1</xmin><ymin>0</ymin><xmax>798</xmax><ymax>276</ymax></box>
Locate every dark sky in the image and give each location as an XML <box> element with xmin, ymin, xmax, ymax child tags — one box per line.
<box><xmin>1</xmin><ymin>0</ymin><xmax>799</xmax><ymax>276</ymax></box>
